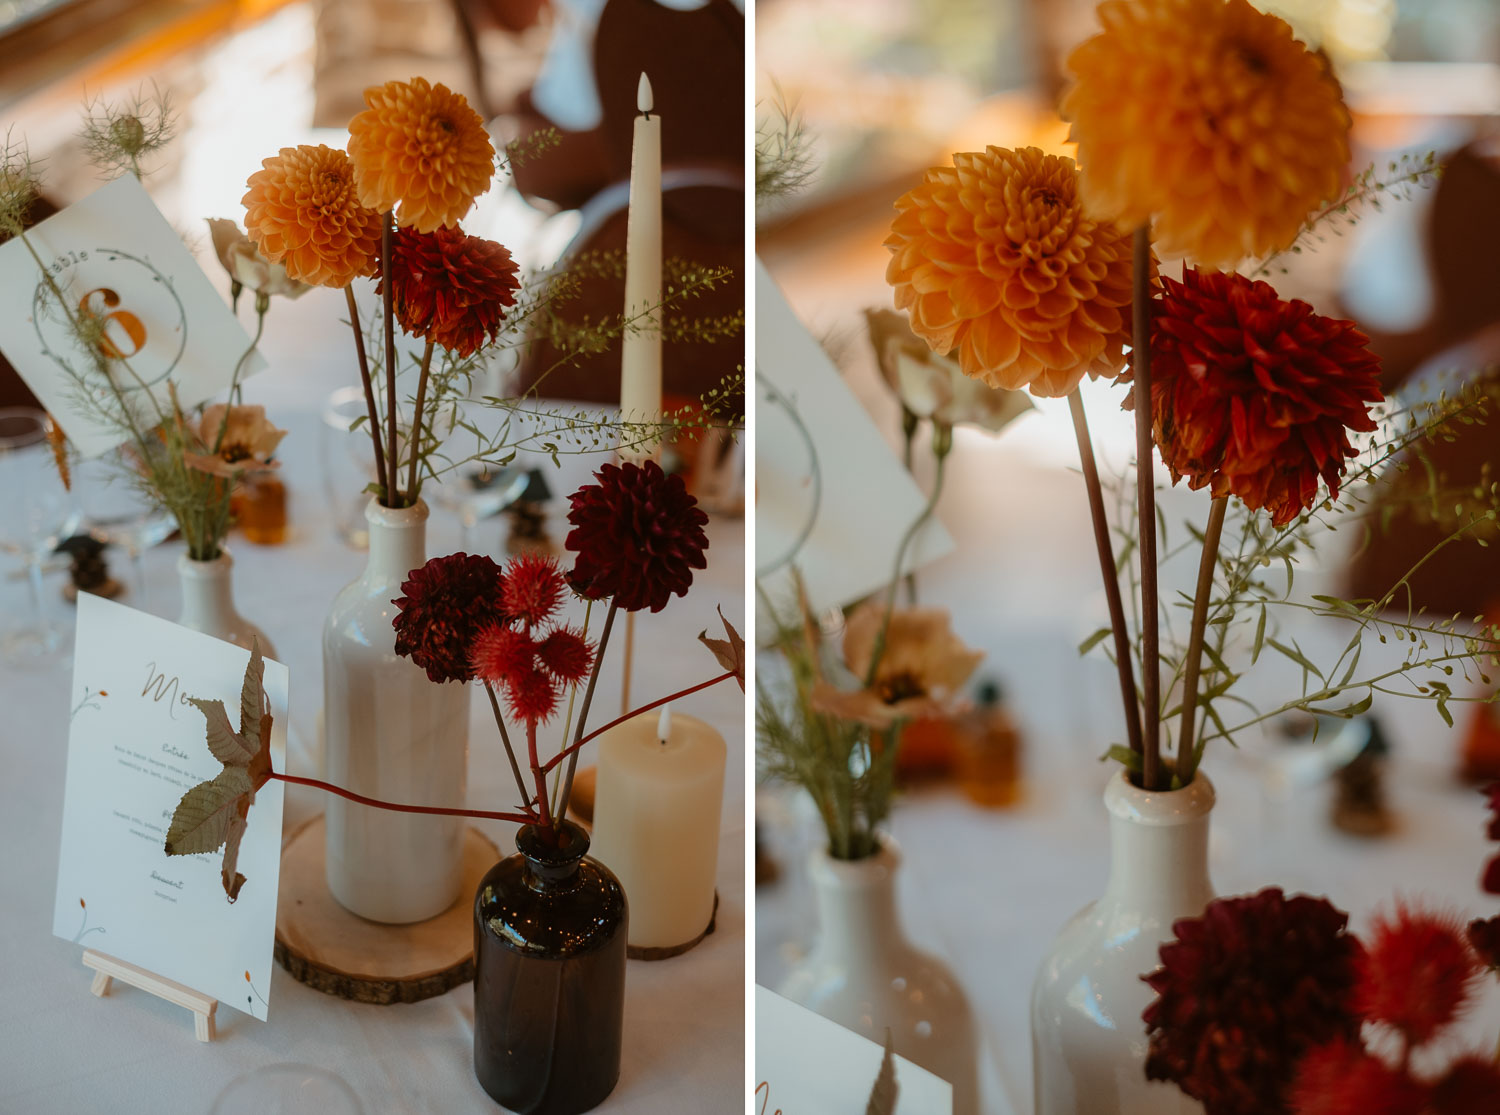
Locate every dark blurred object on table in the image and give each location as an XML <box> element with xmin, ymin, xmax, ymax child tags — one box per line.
<box><xmin>1331</xmin><ymin>718</ymin><xmax>1394</xmax><ymax>837</ymax></box>
<box><xmin>56</xmin><ymin>534</ymin><xmax>121</xmax><ymax>602</ymax></box>
<box><xmin>505</xmin><ymin>468</ymin><xmax>556</xmax><ymax>556</ymax></box>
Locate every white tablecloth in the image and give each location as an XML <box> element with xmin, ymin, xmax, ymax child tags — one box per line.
<box><xmin>753</xmin><ymin>365</ymin><xmax>1500</xmax><ymax>1115</ymax></box>
<box><xmin>0</xmin><ymin>286</ymin><xmax>746</xmax><ymax>1113</ymax></box>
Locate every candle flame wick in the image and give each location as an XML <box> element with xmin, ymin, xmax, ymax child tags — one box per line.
<box><xmin>637</xmin><ymin>72</ymin><xmax>654</xmax><ymax>116</ymax></box>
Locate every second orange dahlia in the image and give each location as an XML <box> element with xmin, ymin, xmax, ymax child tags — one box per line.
<box><xmin>242</xmin><ymin>145</ymin><xmax>382</xmax><ymax>288</ymax></box>
<box><xmin>1062</xmin><ymin>0</ymin><xmax>1351</xmax><ymax>267</ymax></box>
<box><xmin>348</xmin><ymin>77</ymin><xmax>495</xmax><ymax>233</ymax></box>
<box><xmin>885</xmin><ymin>146</ymin><xmax>1143</xmax><ymax>398</ymax></box>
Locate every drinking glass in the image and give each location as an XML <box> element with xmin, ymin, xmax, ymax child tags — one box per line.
<box><xmin>425</xmin><ymin>463</ymin><xmax>530</xmax><ymax>555</ymax></box>
<box><xmin>71</xmin><ymin>452</ymin><xmax>175</xmax><ymax>592</ymax></box>
<box><xmin>0</xmin><ymin>408</ymin><xmax>81</xmax><ymax>663</ymax></box>
<box><xmin>321</xmin><ymin>386</ymin><xmax>382</xmax><ymax>550</ymax></box>
<box><xmin>209</xmin><ymin>1064</ymin><xmax>363</xmax><ymax>1115</ymax></box>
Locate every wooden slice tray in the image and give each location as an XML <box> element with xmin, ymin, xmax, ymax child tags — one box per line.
<box><xmin>273</xmin><ymin>815</ymin><xmax>497</xmax><ymax>1005</ymax></box>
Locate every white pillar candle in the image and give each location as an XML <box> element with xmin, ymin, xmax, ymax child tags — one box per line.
<box><xmin>618</xmin><ymin>72</ymin><xmax>662</xmax><ymax>463</ymax></box>
<box><xmin>590</xmin><ymin>708</ymin><xmax>725</xmax><ymax>950</ymax></box>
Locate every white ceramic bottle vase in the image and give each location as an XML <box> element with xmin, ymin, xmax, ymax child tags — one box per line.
<box><xmin>177</xmin><ymin>549</ymin><xmax>276</xmax><ymax>658</ymax></box>
<box><xmin>322</xmin><ymin>498</ymin><xmax>469</xmax><ymax>924</ymax></box>
<box><xmin>1030</xmin><ymin>769</ymin><xmax>1216</xmax><ymax>1115</ymax></box>
<box><xmin>778</xmin><ymin>838</ymin><xmax>980</xmax><ymax>1115</ymax></box>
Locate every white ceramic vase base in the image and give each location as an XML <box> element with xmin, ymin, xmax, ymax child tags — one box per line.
<box><xmin>1030</xmin><ymin>770</ymin><xmax>1215</xmax><ymax>1115</ymax></box>
<box><xmin>777</xmin><ymin>839</ymin><xmax>981</xmax><ymax>1115</ymax></box>
<box><xmin>176</xmin><ymin>549</ymin><xmax>276</xmax><ymax>659</ymax></box>
<box><xmin>322</xmin><ymin>499</ymin><xmax>469</xmax><ymax>925</ymax></box>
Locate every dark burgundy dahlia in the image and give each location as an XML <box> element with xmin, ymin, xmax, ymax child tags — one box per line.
<box><xmin>1142</xmin><ymin>887</ymin><xmax>1365</xmax><ymax>1115</ymax></box>
<box><xmin>565</xmin><ymin>460</ymin><xmax>709</xmax><ymax>613</ymax></box>
<box><xmin>380</xmin><ymin>226</ymin><xmax>520</xmax><ymax>358</ymax></box>
<box><xmin>1142</xmin><ymin>268</ymin><xmax>1384</xmax><ymax>527</ymax></box>
<box><xmin>391</xmin><ymin>552</ymin><xmax>507</xmax><ymax>682</ymax></box>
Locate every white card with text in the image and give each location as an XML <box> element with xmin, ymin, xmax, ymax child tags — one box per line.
<box><xmin>52</xmin><ymin>594</ymin><xmax>287</xmax><ymax>1019</ymax></box>
<box><xmin>0</xmin><ymin>174</ymin><xmax>266</xmax><ymax>458</ymax></box>
<box><xmin>754</xmin><ymin>987</ymin><xmax>953</xmax><ymax>1114</ymax></box>
<box><xmin>755</xmin><ymin>262</ymin><xmax>954</xmax><ymax>617</ymax></box>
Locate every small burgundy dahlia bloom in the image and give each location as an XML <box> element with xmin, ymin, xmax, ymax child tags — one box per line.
<box><xmin>392</xmin><ymin>552</ymin><xmax>506</xmax><ymax>683</ymax></box>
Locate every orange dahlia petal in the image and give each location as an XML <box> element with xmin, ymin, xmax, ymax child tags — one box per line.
<box><xmin>347</xmin><ymin>77</ymin><xmax>495</xmax><ymax>233</ymax></box>
<box><xmin>886</xmin><ymin>146</ymin><xmax>1149</xmax><ymax>398</ymax></box>
<box><xmin>242</xmin><ymin>144</ymin><xmax>381</xmax><ymax>288</ymax></box>
<box><xmin>1062</xmin><ymin>0</ymin><xmax>1351</xmax><ymax>267</ymax></box>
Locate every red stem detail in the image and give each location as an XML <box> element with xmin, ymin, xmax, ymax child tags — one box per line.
<box><xmin>542</xmin><ymin>670</ymin><xmax>737</xmax><ymax>775</ymax></box>
<box><xmin>269</xmin><ymin>772</ymin><xmax>537</xmax><ymax>825</ymax></box>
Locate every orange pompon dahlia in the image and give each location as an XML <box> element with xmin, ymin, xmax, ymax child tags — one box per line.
<box><xmin>379</xmin><ymin>227</ymin><xmax>520</xmax><ymax>357</ymax></box>
<box><xmin>1141</xmin><ymin>268</ymin><xmax>1382</xmax><ymax>527</ymax></box>
<box><xmin>242</xmin><ymin>145</ymin><xmax>382</xmax><ymax>287</ymax></box>
<box><xmin>885</xmin><ymin>146</ymin><xmax>1143</xmax><ymax>398</ymax></box>
<box><xmin>1062</xmin><ymin>0</ymin><xmax>1350</xmax><ymax>267</ymax></box>
<box><xmin>347</xmin><ymin>77</ymin><xmax>495</xmax><ymax>233</ymax></box>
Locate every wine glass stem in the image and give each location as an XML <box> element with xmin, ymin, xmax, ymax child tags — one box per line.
<box><xmin>27</xmin><ymin>554</ymin><xmax>48</xmax><ymax>628</ymax></box>
<box><xmin>462</xmin><ymin>513</ymin><xmax>478</xmax><ymax>554</ymax></box>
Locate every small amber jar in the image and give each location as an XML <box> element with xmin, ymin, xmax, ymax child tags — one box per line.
<box><xmin>956</xmin><ymin>680</ymin><xmax>1022</xmax><ymax>808</ymax></box>
<box><xmin>236</xmin><ymin>474</ymin><xmax>288</xmax><ymax>545</ymax></box>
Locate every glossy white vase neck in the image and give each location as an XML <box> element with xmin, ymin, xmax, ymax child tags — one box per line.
<box><xmin>780</xmin><ymin>837</ymin><xmax>980</xmax><ymax>1115</ymax></box>
<box><xmin>1101</xmin><ymin>771</ymin><xmax>1216</xmax><ymax>914</ymax></box>
<box><xmin>1031</xmin><ymin>770</ymin><xmax>1215</xmax><ymax>1115</ymax></box>
<box><xmin>364</xmin><ymin>499</ymin><xmax>427</xmax><ymax>581</ymax></box>
<box><xmin>176</xmin><ymin>550</ymin><xmax>275</xmax><ymax>658</ymax></box>
<box><xmin>323</xmin><ymin>498</ymin><xmax>469</xmax><ymax>925</ymax></box>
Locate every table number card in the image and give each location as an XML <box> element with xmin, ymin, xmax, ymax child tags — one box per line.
<box><xmin>754</xmin><ymin>986</ymin><xmax>954</xmax><ymax>1114</ymax></box>
<box><xmin>755</xmin><ymin>261</ymin><xmax>954</xmax><ymax>617</ymax></box>
<box><xmin>52</xmin><ymin>593</ymin><xmax>287</xmax><ymax>1020</ymax></box>
<box><xmin>0</xmin><ymin>173</ymin><xmax>267</xmax><ymax>458</ymax></box>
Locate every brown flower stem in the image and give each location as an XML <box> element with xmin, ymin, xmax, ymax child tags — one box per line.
<box><xmin>344</xmin><ymin>284</ymin><xmax>388</xmax><ymax>498</ymax></box>
<box><xmin>543</xmin><ymin>669</ymin><xmax>738</xmax><ymax>775</ymax></box>
<box><xmin>556</xmin><ymin>599</ymin><xmax>619</xmax><ymax>823</ymax></box>
<box><xmin>1176</xmin><ymin>496</ymin><xmax>1227</xmax><ymax>785</ymax></box>
<box><xmin>484</xmin><ymin>681</ymin><xmax>533</xmax><ymax>814</ymax></box>
<box><xmin>1132</xmin><ymin>222</ymin><xmax>1163</xmax><ymax>790</ymax></box>
<box><xmin>1067</xmin><ymin>389</ymin><xmax>1144</xmax><ymax>762</ymax></box>
<box><xmin>527</xmin><ymin>719</ymin><xmax>554</xmax><ymax>837</ymax></box>
<box><xmin>381</xmin><ymin>213</ymin><xmax>399</xmax><ymax>507</ymax></box>
<box><xmin>269</xmin><ymin>772</ymin><xmax>536</xmax><ymax>825</ymax></box>
<box><xmin>406</xmin><ymin>339</ymin><xmax>435</xmax><ymax>500</ymax></box>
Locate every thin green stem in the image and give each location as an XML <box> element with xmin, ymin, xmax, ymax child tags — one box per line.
<box><xmin>484</xmin><ymin>682</ymin><xmax>533</xmax><ymax>813</ymax></box>
<box><xmin>863</xmin><ymin>426</ymin><xmax>951</xmax><ymax>689</ymax></box>
<box><xmin>213</xmin><ymin>306</ymin><xmax>266</xmax><ymax>454</ymax></box>
<box><xmin>344</xmin><ymin>284</ymin><xmax>388</xmax><ymax>498</ymax></box>
<box><xmin>1175</xmin><ymin>496</ymin><xmax>1227</xmax><ymax>784</ymax></box>
<box><xmin>555</xmin><ymin>599</ymin><xmax>620</xmax><ymax>823</ymax></box>
<box><xmin>406</xmin><ymin>339</ymin><xmax>435</xmax><ymax>500</ymax></box>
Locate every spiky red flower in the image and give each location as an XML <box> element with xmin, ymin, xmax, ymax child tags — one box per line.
<box><xmin>1355</xmin><ymin>904</ymin><xmax>1482</xmax><ymax>1048</ymax></box>
<box><xmin>470</xmin><ymin>624</ymin><xmax>536</xmax><ymax>686</ymax></box>
<box><xmin>379</xmin><ymin>226</ymin><xmax>519</xmax><ymax>358</ymax></box>
<box><xmin>536</xmin><ymin>627</ymin><xmax>592</xmax><ymax>683</ymax></box>
<box><xmin>1468</xmin><ymin>916</ymin><xmax>1500</xmax><ymax>970</ymax></box>
<box><xmin>1290</xmin><ymin>1040</ymin><xmax>1428</xmax><ymax>1115</ymax></box>
<box><xmin>1142</xmin><ymin>888</ymin><xmax>1364</xmax><ymax>1115</ymax></box>
<box><xmin>1138</xmin><ymin>268</ymin><xmax>1384</xmax><ymax>527</ymax></box>
<box><xmin>392</xmin><ymin>552</ymin><xmax>506</xmax><ymax>683</ymax></box>
<box><xmin>565</xmin><ymin>460</ymin><xmax>710</xmax><ymax>614</ymax></box>
<box><xmin>1431</xmin><ymin>1057</ymin><xmax>1500</xmax><ymax>1114</ymax></box>
<box><xmin>502</xmin><ymin>553</ymin><xmax>565</xmax><ymax>629</ymax></box>
<box><xmin>506</xmin><ymin>665</ymin><xmax>558</xmax><ymax>723</ymax></box>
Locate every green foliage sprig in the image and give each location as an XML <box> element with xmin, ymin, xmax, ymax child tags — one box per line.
<box><xmin>1089</xmin><ymin>377</ymin><xmax>1500</xmax><ymax>784</ymax></box>
<box><xmin>755</xmin><ymin>87</ymin><xmax>816</xmax><ymax>210</ymax></box>
<box><xmin>78</xmin><ymin>85</ymin><xmax>176</xmax><ymax>180</ymax></box>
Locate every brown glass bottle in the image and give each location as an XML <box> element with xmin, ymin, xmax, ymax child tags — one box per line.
<box><xmin>473</xmin><ymin>821</ymin><xmax>627</xmax><ymax>1114</ymax></box>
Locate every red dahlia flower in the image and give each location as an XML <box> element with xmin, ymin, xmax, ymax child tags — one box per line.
<box><xmin>1142</xmin><ymin>888</ymin><xmax>1364</xmax><ymax>1115</ymax></box>
<box><xmin>1290</xmin><ymin>1040</ymin><xmax>1428</xmax><ymax>1115</ymax></box>
<box><xmin>565</xmin><ymin>460</ymin><xmax>710</xmax><ymax>614</ymax></box>
<box><xmin>1139</xmin><ymin>268</ymin><xmax>1384</xmax><ymax>527</ymax></box>
<box><xmin>392</xmin><ymin>552</ymin><xmax>507</xmax><ymax>682</ymax></box>
<box><xmin>1355</xmin><ymin>904</ymin><xmax>1481</xmax><ymax>1048</ymax></box>
<box><xmin>1431</xmin><ymin>1057</ymin><xmax>1500</xmax><ymax>1114</ymax></box>
<box><xmin>379</xmin><ymin>226</ymin><xmax>520</xmax><ymax>358</ymax></box>
<box><xmin>1468</xmin><ymin>916</ymin><xmax>1500</xmax><ymax>970</ymax></box>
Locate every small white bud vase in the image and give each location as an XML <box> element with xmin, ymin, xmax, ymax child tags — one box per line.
<box><xmin>778</xmin><ymin>838</ymin><xmax>980</xmax><ymax>1115</ymax></box>
<box><xmin>176</xmin><ymin>549</ymin><xmax>276</xmax><ymax>659</ymax></box>
<box><xmin>322</xmin><ymin>498</ymin><xmax>468</xmax><ymax>924</ymax></box>
<box><xmin>1030</xmin><ymin>769</ymin><xmax>1216</xmax><ymax>1115</ymax></box>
